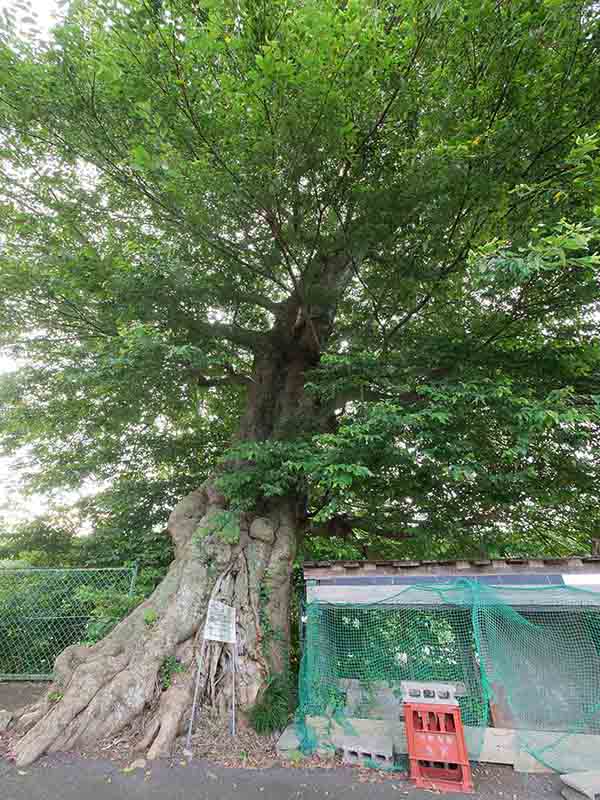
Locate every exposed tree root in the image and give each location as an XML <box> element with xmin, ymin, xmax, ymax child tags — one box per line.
<box><xmin>10</xmin><ymin>483</ymin><xmax>297</xmax><ymax>767</ymax></box>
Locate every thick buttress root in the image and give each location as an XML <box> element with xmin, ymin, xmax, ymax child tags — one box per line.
<box><xmin>10</xmin><ymin>483</ymin><xmax>296</xmax><ymax>767</ymax></box>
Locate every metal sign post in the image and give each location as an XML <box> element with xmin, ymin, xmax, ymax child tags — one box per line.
<box><xmin>231</xmin><ymin>636</ymin><xmax>236</xmax><ymax>737</ymax></box>
<box><xmin>184</xmin><ymin>652</ymin><xmax>204</xmax><ymax>756</ymax></box>
<box><xmin>184</xmin><ymin>600</ymin><xmax>237</xmax><ymax>757</ymax></box>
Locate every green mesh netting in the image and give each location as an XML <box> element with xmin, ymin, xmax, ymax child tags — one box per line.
<box><xmin>296</xmin><ymin>580</ymin><xmax>600</xmax><ymax>772</ymax></box>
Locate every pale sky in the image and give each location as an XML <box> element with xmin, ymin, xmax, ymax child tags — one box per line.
<box><xmin>0</xmin><ymin>353</ymin><xmax>93</xmax><ymax>527</ymax></box>
<box><xmin>0</xmin><ymin>355</ymin><xmax>47</xmax><ymax>526</ymax></box>
<box><xmin>0</xmin><ymin>0</ymin><xmax>65</xmax><ymax>528</ymax></box>
<box><xmin>0</xmin><ymin>0</ymin><xmax>61</xmax><ymax>34</ymax></box>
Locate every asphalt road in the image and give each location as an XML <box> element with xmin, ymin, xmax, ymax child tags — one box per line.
<box><xmin>0</xmin><ymin>755</ymin><xmax>563</xmax><ymax>800</ymax></box>
<box><xmin>0</xmin><ymin>682</ymin><xmax>566</xmax><ymax>800</ymax></box>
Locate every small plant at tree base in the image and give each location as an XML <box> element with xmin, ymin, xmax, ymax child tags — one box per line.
<box><xmin>195</xmin><ymin>510</ymin><xmax>241</xmax><ymax>545</ymax></box>
<box><xmin>249</xmin><ymin>674</ymin><xmax>296</xmax><ymax>734</ymax></box>
<box><xmin>48</xmin><ymin>691</ymin><xmax>63</xmax><ymax>703</ymax></box>
<box><xmin>285</xmin><ymin>749</ymin><xmax>305</xmax><ymax>765</ymax></box>
<box><xmin>143</xmin><ymin>608</ymin><xmax>159</xmax><ymax>627</ymax></box>
<box><xmin>158</xmin><ymin>656</ymin><xmax>186</xmax><ymax>690</ymax></box>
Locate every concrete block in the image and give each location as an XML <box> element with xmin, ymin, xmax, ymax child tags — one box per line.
<box><xmin>561</xmin><ymin>771</ymin><xmax>600</xmax><ymax>800</ymax></box>
<box><xmin>278</xmin><ymin>720</ymin><xmax>395</xmax><ymax>768</ymax></box>
<box><xmin>277</xmin><ymin>724</ymin><xmax>301</xmax><ymax>756</ymax></box>
<box><xmin>337</xmin><ymin>734</ymin><xmax>394</xmax><ymax>769</ymax></box>
<box><xmin>400</xmin><ymin>680</ymin><xmax>466</xmax><ymax>705</ymax></box>
<box><xmin>276</xmin><ymin>723</ymin><xmax>329</xmax><ymax>758</ymax></box>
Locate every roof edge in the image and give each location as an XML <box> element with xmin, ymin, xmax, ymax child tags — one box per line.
<box><xmin>303</xmin><ymin>556</ymin><xmax>600</xmax><ymax>580</ymax></box>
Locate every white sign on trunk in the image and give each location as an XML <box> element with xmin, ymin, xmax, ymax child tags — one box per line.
<box><xmin>204</xmin><ymin>600</ymin><xmax>236</xmax><ymax>644</ymax></box>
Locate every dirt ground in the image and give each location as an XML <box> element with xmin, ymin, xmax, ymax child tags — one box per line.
<box><xmin>0</xmin><ymin>682</ymin><xmax>564</xmax><ymax>799</ymax></box>
<box><xmin>0</xmin><ymin>681</ymin><xmax>47</xmax><ymax>712</ymax></box>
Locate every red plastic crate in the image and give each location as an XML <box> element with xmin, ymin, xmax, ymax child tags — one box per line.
<box><xmin>404</xmin><ymin>702</ymin><xmax>473</xmax><ymax>794</ymax></box>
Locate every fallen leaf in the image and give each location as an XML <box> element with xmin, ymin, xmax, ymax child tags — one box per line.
<box><xmin>124</xmin><ymin>757</ymin><xmax>146</xmax><ymax>771</ymax></box>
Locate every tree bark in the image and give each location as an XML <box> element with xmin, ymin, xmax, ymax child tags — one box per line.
<box><xmin>12</xmin><ymin>482</ymin><xmax>297</xmax><ymax>766</ymax></box>
<box><xmin>10</xmin><ymin>348</ymin><xmax>320</xmax><ymax>767</ymax></box>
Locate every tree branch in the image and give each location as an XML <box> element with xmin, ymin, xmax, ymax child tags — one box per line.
<box><xmin>307</xmin><ymin>514</ymin><xmax>414</xmax><ymax>541</ymax></box>
<box><xmin>192</xmin><ymin>372</ymin><xmax>252</xmax><ymax>388</ymax></box>
<box><xmin>333</xmin><ymin>387</ymin><xmax>421</xmax><ymax>408</ymax></box>
<box><xmin>223</xmin><ymin>288</ymin><xmax>283</xmax><ymax>316</ymax></box>
<box><xmin>185</xmin><ymin>317</ymin><xmax>267</xmax><ymax>352</ymax></box>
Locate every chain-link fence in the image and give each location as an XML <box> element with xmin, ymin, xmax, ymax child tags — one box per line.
<box><xmin>0</xmin><ymin>566</ymin><xmax>137</xmax><ymax>680</ymax></box>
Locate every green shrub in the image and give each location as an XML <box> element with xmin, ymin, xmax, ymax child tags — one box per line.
<box><xmin>249</xmin><ymin>673</ymin><xmax>296</xmax><ymax>734</ymax></box>
<box><xmin>158</xmin><ymin>655</ymin><xmax>185</xmax><ymax>689</ymax></box>
<box><xmin>79</xmin><ymin>589</ymin><xmax>141</xmax><ymax>645</ymax></box>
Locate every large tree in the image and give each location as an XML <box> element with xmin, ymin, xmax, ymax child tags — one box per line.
<box><xmin>1</xmin><ymin>0</ymin><xmax>600</xmax><ymax>766</ymax></box>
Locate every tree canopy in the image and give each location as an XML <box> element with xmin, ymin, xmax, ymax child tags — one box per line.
<box><xmin>1</xmin><ymin>0</ymin><xmax>600</xmax><ymax>562</ymax></box>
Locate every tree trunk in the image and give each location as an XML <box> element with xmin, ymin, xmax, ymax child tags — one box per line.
<box><xmin>12</xmin><ymin>482</ymin><xmax>297</xmax><ymax>766</ymax></box>
<box><xmin>10</xmin><ymin>349</ymin><xmax>318</xmax><ymax>767</ymax></box>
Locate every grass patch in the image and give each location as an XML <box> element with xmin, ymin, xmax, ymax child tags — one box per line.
<box><xmin>249</xmin><ymin>674</ymin><xmax>295</xmax><ymax>734</ymax></box>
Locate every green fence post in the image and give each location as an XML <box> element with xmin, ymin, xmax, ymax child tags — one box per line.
<box><xmin>129</xmin><ymin>562</ymin><xmax>139</xmax><ymax>597</ymax></box>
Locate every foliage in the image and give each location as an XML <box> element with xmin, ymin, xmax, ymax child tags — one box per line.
<box><xmin>249</xmin><ymin>673</ymin><xmax>296</xmax><ymax>734</ymax></box>
<box><xmin>143</xmin><ymin>608</ymin><xmax>159</xmax><ymax>626</ymax></box>
<box><xmin>0</xmin><ymin>498</ymin><xmax>174</xmax><ymax>596</ymax></box>
<box><xmin>0</xmin><ymin>518</ymin><xmax>81</xmax><ymax>567</ymax></box>
<box><xmin>158</xmin><ymin>655</ymin><xmax>185</xmax><ymax>689</ymax></box>
<box><xmin>195</xmin><ymin>509</ymin><xmax>241</xmax><ymax>545</ymax></box>
<box><xmin>79</xmin><ymin>588</ymin><xmax>141</xmax><ymax>644</ymax></box>
<box><xmin>0</xmin><ymin>0</ymin><xmax>600</xmax><ymax>576</ymax></box>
